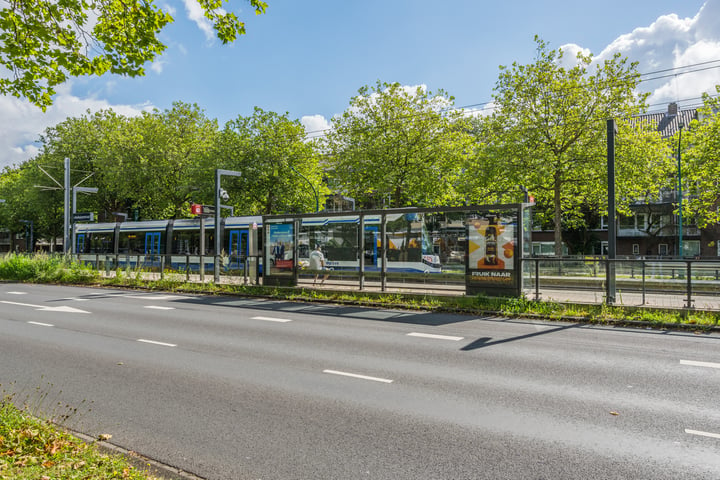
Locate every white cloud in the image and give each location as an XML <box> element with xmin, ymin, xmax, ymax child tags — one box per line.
<box><xmin>150</xmin><ymin>60</ymin><xmax>166</xmax><ymax>74</ymax></box>
<box><xmin>301</xmin><ymin>114</ymin><xmax>331</xmax><ymax>139</ymax></box>
<box><xmin>182</xmin><ymin>0</ymin><xmax>216</xmax><ymax>43</ymax></box>
<box><xmin>0</xmin><ymin>83</ymin><xmax>154</xmax><ymax>169</ymax></box>
<box><xmin>592</xmin><ymin>0</ymin><xmax>720</xmax><ymax>109</ymax></box>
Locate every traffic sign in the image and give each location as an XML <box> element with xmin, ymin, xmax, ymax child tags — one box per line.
<box><xmin>73</xmin><ymin>212</ymin><xmax>94</xmax><ymax>222</ymax></box>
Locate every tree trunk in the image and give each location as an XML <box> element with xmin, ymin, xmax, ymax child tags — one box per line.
<box><xmin>554</xmin><ymin>172</ymin><xmax>563</xmax><ymax>257</ymax></box>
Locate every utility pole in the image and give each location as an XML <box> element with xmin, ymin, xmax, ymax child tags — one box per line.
<box><xmin>606</xmin><ymin>119</ymin><xmax>617</xmax><ymax>305</ymax></box>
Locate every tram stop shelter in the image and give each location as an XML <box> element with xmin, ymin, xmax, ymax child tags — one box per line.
<box><xmin>262</xmin><ymin>203</ymin><xmax>533</xmax><ymax>297</ymax></box>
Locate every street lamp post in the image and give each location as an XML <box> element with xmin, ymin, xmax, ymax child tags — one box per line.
<box><xmin>214</xmin><ymin>169</ymin><xmax>242</xmax><ymax>282</ymax></box>
<box><xmin>677</xmin><ymin>121</ymin><xmax>684</xmax><ymax>258</ymax></box>
<box><xmin>288</xmin><ymin>164</ymin><xmax>319</xmax><ymax>212</ymax></box>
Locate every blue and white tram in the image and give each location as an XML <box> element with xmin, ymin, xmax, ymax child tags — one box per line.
<box><xmin>74</xmin><ymin>216</ymin><xmax>263</xmax><ymax>272</ymax></box>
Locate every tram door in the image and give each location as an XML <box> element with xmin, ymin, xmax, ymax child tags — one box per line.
<box><xmin>145</xmin><ymin>232</ymin><xmax>162</xmax><ymax>255</ymax></box>
<box><xmin>228</xmin><ymin>230</ymin><xmax>248</xmax><ymax>268</ymax></box>
<box><xmin>363</xmin><ymin>226</ymin><xmax>379</xmax><ymax>269</ymax></box>
<box><xmin>76</xmin><ymin>234</ymin><xmax>85</xmax><ymax>254</ymax></box>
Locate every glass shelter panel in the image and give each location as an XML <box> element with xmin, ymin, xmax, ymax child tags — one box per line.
<box><xmin>299</xmin><ymin>216</ymin><xmax>360</xmax><ymax>274</ymax></box>
<box><xmin>265</xmin><ymin>221</ymin><xmax>295</xmax><ymax>276</ymax></box>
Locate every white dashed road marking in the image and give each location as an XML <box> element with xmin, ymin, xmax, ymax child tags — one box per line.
<box><xmin>680</xmin><ymin>360</ymin><xmax>720</xmax><ymax>369</ymax></box>
<box><xmin>137</xmin><ymin>339</ymin><xmax>177</xmax><ymax>347</ymax></box>
<box><xmin>251</xmin><ymin>316</ymin><xmax>293</xmax><ymax>323</ymax></box>
<box><xmin>144</xmin><ymin>306</ymin><xmax>175</xmax><ymax>310</ymax></box>
<box><xmin>28</xmin><ymin>321</ymin><xmax>54</xmax><ymax>327</ymax></box>
<box><xmin>407</xmin><ymin>332</ymin><xmax>464</xmax><ymax>341</ymax></box>
<box><xmin>685</xmin><ymin>429</ymin><xmax>720</xmax><ymax>439</ymax></box>
<box><xmin>323</xmin><ymin>369</ymin><xmax>393</xmax><ymax>384</ymax></box>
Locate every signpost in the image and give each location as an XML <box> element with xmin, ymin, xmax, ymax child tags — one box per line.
<box><xmin>72</xmin><ymin>212</ymin><xmax>94</xmax><ymax>222</ymax></box>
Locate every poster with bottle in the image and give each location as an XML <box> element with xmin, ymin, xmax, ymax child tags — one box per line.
<box><xmin>466</xmin><ymin>213</ymin><xmax>517</xmax><ymax>293</ymax></box>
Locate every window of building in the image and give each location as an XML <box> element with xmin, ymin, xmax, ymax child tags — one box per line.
<box><xmin>632</xmin><ymin>244</ymin><xmax>640</xmax><ymax>255</ymax></box>
<box><xmin>531</xmin><ymin>242</ymin><xmax>568</xmax><ymax>256</ymax></box>
<box><xmin>683</xmin><ymin>240</ymin><xmax>700</xmax><ymax>257</ymax></box>
<box><xmin>659</xmin><ymin>244</ymin><xmax>668</xmax><ymax>256</ymax></box>
<box><xmin>636</xmin><ymin>213</ymin><xmax>647</xmax><ymax>230</ymax></box>
<box><xmin>619</xmin><ymin>215</ymin><xmax>635</xmax><ymax>229</ymax></box>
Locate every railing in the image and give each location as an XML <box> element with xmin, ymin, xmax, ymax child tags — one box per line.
<box><xmin>68</xmin><ymin>253</ymin><xmax>720</xmax><ymax>310</ymax></box>
<box><xmin>522</xmin><ymin>257</ymin><xmax>720</xmax><ymax>310</ymax></box>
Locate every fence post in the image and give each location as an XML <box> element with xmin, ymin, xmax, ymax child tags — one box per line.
<box><xmin>642</xmin><ymin>261</ymin><xmax>646</xmax><ymax>305</ymax></box>
<box><xmin>685</xmin><ymin>261</ymin><xmax>693</xmax><ymax>309</ymax></box>
<box><xmin>534</xmin><ymin>259</ymin><xmax>540</xmax><ymax>301</ymax></box>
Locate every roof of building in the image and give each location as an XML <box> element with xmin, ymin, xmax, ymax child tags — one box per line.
<box><xmin>632</xmin><ymin>103</ymin><xmax>698</xmax><ymax>138</ymax></box>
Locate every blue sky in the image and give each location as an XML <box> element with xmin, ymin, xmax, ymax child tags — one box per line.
<box><xmin>1</xmin><ymin>0</ymin><xmax>718</xmax><ymax>168</ymax></box>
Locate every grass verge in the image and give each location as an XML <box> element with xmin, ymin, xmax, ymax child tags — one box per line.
<box><xmin>0</xmin><ymin>393</ymin><xmax>163</xmax><ymax>480</ymax></box>
<box><xmin>2</xmin><ymin>253</ymin><xmax>718</xmax><ymax>330</ymax></box>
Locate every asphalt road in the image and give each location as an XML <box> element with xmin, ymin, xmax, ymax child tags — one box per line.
<box><xmin>1</xmin><ymin>284</ymin><xmax>719</xmax><ymax>479</ymax></box>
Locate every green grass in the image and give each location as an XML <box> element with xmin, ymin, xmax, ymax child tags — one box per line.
<box><xmin>0</xmin><ymin>253</ymin><xmax>98</xmax><ymax>284</ymax></box>
<box><xmin>1</xmin><ymin>254</ymin><xmax>717</xmax><ymax>330</ymax></box>
<box><xmin>0</xmin><ymin>393</ymin><xmax>163</xmax><ymax>480</ymax></box>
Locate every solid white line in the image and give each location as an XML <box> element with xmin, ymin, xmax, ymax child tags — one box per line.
<box><xmin>251</xmin><ymin>316</ymin><xmax>292</xmax><ymax>323</ymax></box>
<box><xmin>407</xmin><ymin>332</ymin><xmax>464</xmax><ymax>341</ymax></box>
<box><xmin>28</xmin><ymin>321</ymin><xmax>54</xmax><ymax>327</ymax></box>
<box><xmin>137</xmin><ymin>339</ymin><xmax>177</xmax><ymax>347</ymax></box>
<box><xmin>144</xmin><ymin>306</ymin><xmax>175</xmax><ymax>310</ymax></box>
<box><xmin>685</xmin><ymin>429</ymin><xmax>720</xmax><ymax>439</ymax></box>
<box><xmin>680</xmin><ymin>360</ymin><xmax>720</xmax><ymax>369</ymax></box>
<box><xmin>323</xmin><ymin>369</ymin><xmax>393</xmax><ymax>384</ymax></box>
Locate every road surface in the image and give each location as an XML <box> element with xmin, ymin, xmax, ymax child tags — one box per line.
<box><xmin>1</xmin><ymin>284</ymin><xmax>719</xmax><ymax>479</ymax></box>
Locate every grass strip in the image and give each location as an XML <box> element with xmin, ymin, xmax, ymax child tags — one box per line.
<box><xmin>0</xmin><ymin>395</ymin><xmax>163</xmax><ymax>480</ymax></box>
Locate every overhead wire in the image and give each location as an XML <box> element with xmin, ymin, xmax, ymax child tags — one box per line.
<box><xmin>301</xmin><ymin>59</ymin><xmax>720</xmax><ymax>141</ymax></box>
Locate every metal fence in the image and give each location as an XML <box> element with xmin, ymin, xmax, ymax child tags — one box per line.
<box><xmin>68</xmin><ymin>253</ymin><xmax>720</xmax><ymax>310</ymax></box>
<box><xmin>522</xmin><ymin>257</ymin><xmax>720</xmax><ymax>310</ymax></box>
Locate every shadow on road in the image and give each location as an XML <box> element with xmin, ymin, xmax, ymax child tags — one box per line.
<box><xmin>460</xmin><ymin>324</ymin><xmax>580</xmax><ymax>351</ymax></box>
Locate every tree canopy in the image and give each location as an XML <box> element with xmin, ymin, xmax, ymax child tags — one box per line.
<box><xmin>323</xmin><ymin>81</ymin><xmax>474</xmax><ymax>209</ymax></box>
<box><xmin>683</xmin><ymin>86</ymin><xmax>720</xmax><ymax>227</ymax></box>
<box><xmin>0</xmin><ymin>0</ymin><xmax>267</xmax><ymax>110</ymax></box>
<box><xmin>469</xmin><ymin>36</ymin><xmax>671</xmax><ymax>255</ymax></box>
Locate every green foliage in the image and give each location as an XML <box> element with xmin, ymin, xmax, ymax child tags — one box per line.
<box><xmin>324</xmin><ymin>81</ymin><xmax>474</xmax><ymax>208</ymax></box>
<box><xmin>468</xmin><ymin>37</ymin><xmax>671</xmax><ymax>254</ymax></box>
<box><xmin>0</xmin><ymin>254</ymin><xmax>99</xmax><ymax>283</ymax></box>
<box><xmin>0</xmin><ymin>0</ymin><xmax>267</xmax><ymax>110</ymax></box>
<box><xmin>0</xmin><ymin>392</ymin><xmax>163</xmax><ymax>479</ymax></box>
<box><xmin>683</xmin><ymin>86</ymin><xmax>720</xmax><ymax>227</ymax></box>
<box><xmin>213</xmin><ymin>107</ymin><xmax>325</xmax><ymax>214</ymax></box>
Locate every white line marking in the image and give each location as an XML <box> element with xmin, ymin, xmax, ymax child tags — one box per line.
<box><xmin>137</xmin><ymin>339</ymin><xmax>177</xmax><ymax>347</ymax></box>
<box><xmin>0</xmin><ymin>300</ymin><xmax>90</xmax><ymax>314</ymax></box>
<box><xmin>323</xmin><ymin>369</ymin><xmax>393</xmax><ymax>384</ymax></box>
<box><xmin>407</xmin><ymin>332</ymin><xmax>464</xmax><ymax>341</ymax></box>
<box><xmin>680</xmin><ymin>360</ymin><xmax>720</xmax><ymax>369</ymax></box>
<box><xmin>686</xmin><ymin>429</ymin><xmax>720</xmax><ymax>439</ymax></box>
<box><xmin>251</xmin><ymin>316</ymin><xmax>292</xmax><ymax>323</ymax></box>
<box><xmin>7</xmin><ymin>291</ymin><xmax>27</xmax><ymax>295</ymax></box>
<box><xmin>28</xmin><ymin>321</ymin><xmax>54</xmax><ymax>327</ymax></box>
<box><xmin>144</xmin><ymin>306</ymin><xmax>175</xmax><ymax>310</ymax></box>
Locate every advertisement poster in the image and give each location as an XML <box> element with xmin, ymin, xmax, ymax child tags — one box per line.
<box><xmin>466</xmin><ymin>214</ymin><xmax>517</xmax><ymax>293</ymax></box>
<box><xmin>268</xmin><ymin>223</ymin><xmax>294</xmax><ymax>274</ymax></box>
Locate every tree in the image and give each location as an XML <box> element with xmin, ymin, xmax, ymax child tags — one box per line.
<box><xmin>472</xmin><ymin>37</ymin><xmax>671</xmax><ymax>255</ymax></box>
<box><xmin>323</xmin><ymin>81</ymin><xmax>474</xmax><ymax>209</ymax></box>
<box><xmin>683</xmin><ymin>86</ymin><xmax>720</xmax><ymax>227</ymax></box>
<box><xmin>0</xmin><ymin>0</ymin><xmax>267</xmax><ymax>110</ymax></box>
<box><xmin>92</xmin><ymin>102</ymin><xmax>219</xmax><ymax>219</ymax></box>
<box><xmin>211</xmin><ymin>107</ymin><xmax>324</xmax><ymax>215</ymax></box>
